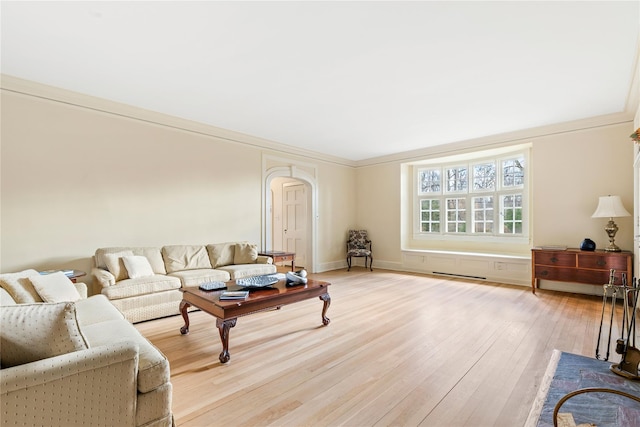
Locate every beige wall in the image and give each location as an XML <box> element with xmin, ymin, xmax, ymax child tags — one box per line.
<box><xmin>1</xmin><ymin>76</ymin><xmax>636</xmax><ymax>294</ymax></box>
<box><xmin>356</xmin><ymin>122</ymin><xmax>635</xmax><ymax>267</ymax></box>
<box><xmin>355</xmin><ymin>162</ymin><xmax>402</xmax><ymax>265</ymax></box>
<box><xmin>0</xmin><ymin>81</ymin><xmax>356</xmax><ymax>292</ymax></box>
<box><xmin>531</xmin><ymin>123</ymin><xmax>634</xmax><ymax>251</ymax></box>
<box><xmin>319</xmin><ymin>163</ymin><xmax>358</xmax><ymax>267</ymax></box>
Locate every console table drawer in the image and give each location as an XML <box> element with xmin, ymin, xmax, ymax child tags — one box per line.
<box><xmin>257</xmin><ymin>251</ymin><xmax>296</xmax><ymax>270</ymax></box>
<box><xmin>577</xmin><ymin>254</ymin><xmax>629</xmax><ymax>270</ymax></box>
<box><xmin>534</xmin><ymin>267</ymin><xmax>618</xmax><ymax>287</ymax></box>
<box><xmin>276</xmin><ymin>255</ymin><xmax>294</xmax><ymax>262</ymax></box>
<box><xmin>574</xmin><ymin>268</ymin><xmax>623</xmax><ymax>285</ymax></box>
<box><xmin>534</xmin><ymin>266</ymin><xmax>578</xmax><ymax>282</ymax></box>
<box><xmin>534</xmin><ymin>252</ymin><xmax>576</xmax><ymax>267</ymax></box>
<box><xmin>531</xmin><ymin>248</ymin><xmax>633</xmax><ymax>294</ymax></box>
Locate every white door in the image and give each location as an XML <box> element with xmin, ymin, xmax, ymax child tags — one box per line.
<box><xmin>283</xmin><ymin>183</ymin><xmax>307</xmax><ymax>268</ymax></box>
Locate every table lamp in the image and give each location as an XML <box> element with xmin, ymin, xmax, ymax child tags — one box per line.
<box><xmin>591</xmin><ymin>195</ymin><xmax>631</xmax><ymax>252</ymax></box>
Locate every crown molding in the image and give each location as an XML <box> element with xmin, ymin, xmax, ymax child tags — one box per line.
<box><xmin>354</xmin><ymin>111</ymin><xmax>634</xmax><ymax>168</ymax></box>
<box><xmin>2</xmin><ymin>74</ymin><xmax>635</xmax><ymax>170</ymax></box>
<box><xmin>0</xmin><ymin>74</ymin><xmax>358</xmax><ymax>168</ymax></box>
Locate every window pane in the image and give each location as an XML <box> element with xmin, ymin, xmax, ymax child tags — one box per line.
<box><xmin>419</xmin><ymin>169</ymin><xmax>441</xmax><ymax>193</ymax></box>
<box><xmin>415</xmin><ymin>151</ymin><xmax>527</xmax><ymax>238</ymax></box>
<box><xmin>446</xmin><ymin>198</ymin><xmax>466</xmax><ymax>233</ymax></box>
<box><xmin>445</xmin><ymin>167</ymin><xmax>468</xmax><ymax>192</ymax></box>
<box><xmin>473</xmin><ymin>163</ymin><xmax>496</xmax><ymax>190</ymax></box>
<box><xmin>501</xmin><ymin>194</ymin><xmax>523</xmax><ymax>234</ymax></box>
<box><xmin>420</xmin><ymin>199</ymin><xmax>440</xmax><ymax>232</ymax></box>
<box><xmin>472</xmin><ymin>196</ymin><xmax>494</xmax><ymax>233</ymax></box>
<box><xmin>503</xmin><ymin>157</ymin><xmax>525</xmax><ymax>187</ymax></box>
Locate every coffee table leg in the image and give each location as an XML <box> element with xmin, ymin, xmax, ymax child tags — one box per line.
<box><xmin>216</xmin><ymin>318</ymin><xmax>237</xmax><ymax>363</ymax></box>
<box><xmin>320</xmin><ymin>293</ymin><xmax>331</xmax><ymax>326</ymax></box>
<box><xmin>179</xmin><ymin>300</ymin><xmax>191</xmax><ymax>335</ymax></box>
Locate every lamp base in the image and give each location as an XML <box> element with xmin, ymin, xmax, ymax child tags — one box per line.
<box><xmin>603</xmin><ymin>219</ymin><xmax>622</xmax><ymax>252</ymax></box>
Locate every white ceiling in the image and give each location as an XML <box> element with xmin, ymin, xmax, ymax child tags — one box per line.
<box><xmin>2</xmin><ymin>1</ymin><xmax>639</xmax><ymax>161</ymax></box>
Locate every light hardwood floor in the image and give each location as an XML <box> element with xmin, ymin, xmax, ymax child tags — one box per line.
<box><xmin>135</xmin><ymin>269</ymin><xmax>622</xmax><ymax>427</ymax></box>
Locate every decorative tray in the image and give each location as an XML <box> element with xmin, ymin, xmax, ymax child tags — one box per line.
<box><xmin>235</xmin><ymin>275</ymin><xmax>279</xmax><ymax>289</ymax></box>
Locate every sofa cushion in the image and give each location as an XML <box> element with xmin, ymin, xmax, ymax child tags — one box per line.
<box><xmin>234</xmin><ymin>242</ymin><xmax>258</xmax><ymax>264</ymax></box>
<box><xmin>0</xmin><ymin>269</ymin><xmax>43</xmax><ymax>304</ymax></box>
<box><xmin>218</xmin><ymin>263</ymin><xmax>277</xmax><ymax>280</ymax></box>
<box><xmin>104</xmin><ymin>250</ymin><xmax>134</xmax><ymax>281</ymax></box>
<box><xmin>96</xmin><ymin>247</ymin><xmax>167</xmax><ymax>276</ymax></box>
<box><xmin>162</xmin><ymin>245</ymin><xmax>212</xmax><ymax>273</ymax></box>
<box><xmin>101</xmin><ymin>275</ymin><xmax>181</xmax><ymax>300</ymax></box>
<box><xmin>123</xmin><ymin>255</ymin><xmax>155</xmax><ymax>279</ymax></box>
<box><xmin>168</xmin><ymin>269</ymin><xmax>231</xmax><ymax>287</ymax></box>
<box><xmin>81</xmin><ymin>319</ymin><xmax>170</xmax><ymax>393</ymax></box>
<box><xmin>207</xmin><ymin>242</ymin><xmax>236</xmax><ymax>268</ymax></box>
<box><xmin>30</xmin><ymin>272</ymin><xmax>82</xmax><ymax>303</ymax></box>
<box><xmin>74</xmin><ymin>294</ymin><xmax>125</xmax><ymax>326</ymax></box>
<box><xmin>0</xmin><ymin>302</ymin><xmax>88</xmax><ymax>368</ymax></box>
<box><xmin>109</xmin><ymin>290</ymin><xmax>183</xmax><ymax>324</ymax></box>
<box><xmin>73</xmin><ymin>282</ymin><xmax>89</xmax><ymax>299</ymax></box>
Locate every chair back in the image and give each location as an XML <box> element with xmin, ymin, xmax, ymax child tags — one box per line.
<box><xmin>348</xmin><ymin>230</ymin><xmax>369</xmax><ymax>250</ymax></box>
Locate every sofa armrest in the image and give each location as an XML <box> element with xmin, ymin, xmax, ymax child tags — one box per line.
<box><xmin>74</xmin><ymin>281</ymin><xmax>88</xmax><ymax>299</ymax></box>
<box><xmin>256</xmin><ymin>256</ymin><xmax>273</xmax><ymax>264</ymax></box>
<box><xmin>1</xmin><ymin>342</ymin><xmax>139</xmax><ymax>426</ymax></box>
<box><xmin>92</xmin><ymin>267</ymin><xmax>116</xmax><ymax>287</ymax></box>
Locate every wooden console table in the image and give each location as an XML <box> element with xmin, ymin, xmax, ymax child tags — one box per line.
<box><xmin>258</xmin><ymin>250</ymin><xmax>296</xmax><ymax>271</ymax></box>
<box><xmin>531</xmin><ymin>248</ymin><xmax>633</xmax><ymax>294</ymax></box>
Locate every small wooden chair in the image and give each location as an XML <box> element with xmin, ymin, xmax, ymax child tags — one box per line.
<box><xmin>346</xmin><ymin>229</ymin><xmax>373</xmax><ymax>271</ymax></box>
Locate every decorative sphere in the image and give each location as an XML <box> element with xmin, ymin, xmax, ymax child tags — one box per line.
<box><xmin>580</xmin><ymin>238</ymin><xmax>596</xmax><ymax>251</ymax></box>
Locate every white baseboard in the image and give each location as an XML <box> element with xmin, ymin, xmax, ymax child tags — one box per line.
<box><xmin>318</xmin><ymin>251</ymin><xmax>607</xmax><ymax>295</ymax></box>
<box><xmin>401</xmin><ymin>250</ymin><xmax>530</xmax><ymax>287</ymax></box>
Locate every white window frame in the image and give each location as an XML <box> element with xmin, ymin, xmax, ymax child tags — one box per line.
<box><xmin>413</xmin><ymin>147</ymin><xmax>530</xmax><ymax>244</ymax></box>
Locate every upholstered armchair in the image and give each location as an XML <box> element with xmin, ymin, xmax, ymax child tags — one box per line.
<box><xmin>0</xmin><ymin>270</ymin><xmax>174</xmax><ymax>427</ymax></box>
<box><xmin>346</xmin><ymin>229</ymin><xmax>373</xmax><ymax>271</ymax></box>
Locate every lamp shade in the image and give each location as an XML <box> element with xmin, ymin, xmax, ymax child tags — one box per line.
<box><xmin>591</xmin><ymin>195</ymin><xmax>631</xmax><ymax>218</ymax></box>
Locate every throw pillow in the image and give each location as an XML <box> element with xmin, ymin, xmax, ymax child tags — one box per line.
<box><xmin>0</xmin><ymin>269</ymin><xmax>43</xmax><ymax>303</ymax></box>
<box><xmin>122</xmin><ymin>255</ymin><xmax>155</xmax><ymax>279</ymax></box>
<box><xmin>30</xmin><ymin>272</ymin><xmax>82</xmax><ymax>303</ymax></box>
<box><xmin>234</xmin><ymin>243</ymin><xmax>258</xmax><ymax>265</ymax></box>
<box><xmin>0</xmin><ymin>302</ymin><xmax>88</xmax><ymax>368</ymax></box>
<box><xmin>162</xmin><ymin>245</ymin><xmax>212</xmax><ymax>273</ymax></box>
<box><xmin>207</xmin><ymin>243</ymin><xmax>236</xmax><ymax>268</ymax></box>
<box><xmin>136</xmin><ymin>247</ymin><xmax>167</xmax><ymax>274</ymax></box>
<box><xmin>103</xmin><ymin>250</ymin><xmax>134</xmax><ymax>281</ymax></box>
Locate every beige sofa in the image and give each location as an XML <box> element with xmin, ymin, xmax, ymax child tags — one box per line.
<box><xmin>93</xmin><ymin>242</ymin><xmax>276</xmax><ymax>323</ymax></box>
<box><xmin>0</xmin><ymin>269</ymin><xmax>173</xmax><ymax>427</ymax></box>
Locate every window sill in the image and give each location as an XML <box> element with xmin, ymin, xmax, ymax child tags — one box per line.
<box><xmin>402</xmin><ymin>248</ymin><xmax>530</xmax><ymax>260</ymax></box>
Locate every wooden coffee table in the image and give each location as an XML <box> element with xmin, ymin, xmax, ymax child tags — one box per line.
<box><xmin>179</xmin><ymin>278</ymin><xmax>331</xmax><ymax>363</ymax></box>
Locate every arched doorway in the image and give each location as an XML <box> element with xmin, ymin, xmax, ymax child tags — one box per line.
<box><xmin>263</xmin><ymin>166</ymin><xmax>317</xmax><ymax>273</ymax></box>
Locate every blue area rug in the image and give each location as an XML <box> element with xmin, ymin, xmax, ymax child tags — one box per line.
<box><xmin>528</xmin><ymin>350</ymin><xmax>640</xmax><ymax>426</ymax></box>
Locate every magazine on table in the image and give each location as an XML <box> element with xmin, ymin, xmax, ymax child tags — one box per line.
<box><xmin>219</xmin><ymin>291</ymin><xmax>249</xmax><ymax>300</ymax></box>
